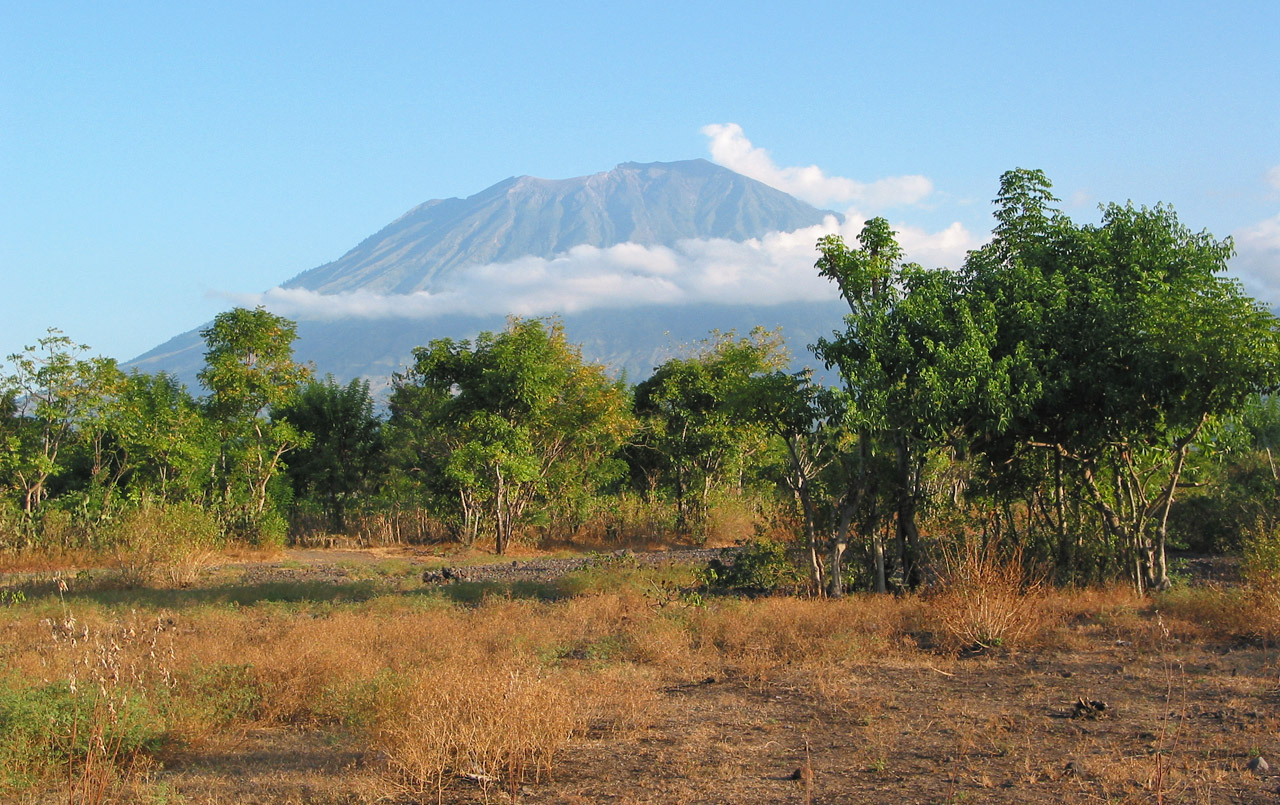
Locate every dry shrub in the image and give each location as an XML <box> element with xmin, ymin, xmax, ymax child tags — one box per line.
<box><xmin>925</xmin><ymin>539</ymin><xmax>1049</xmax><ymax>652</ymax></box>
<box><xmin>110</xmin><ymin>504</ymin><xmax>223</xmax><ymax>587</ymax></box>
<box><xmin>629</xmin><ymin>612</ymin><xmax>705</xmax><ymax>676</ymax></box>
<box><xmin>1242</xmin><ymin>522</ymin><xmax>1280</xmax><ymax>638</ymax></box>
<box><xmin>372</xmin><ymin>660</ymin><xmax>581</xmax><ymax>795</ymax></box>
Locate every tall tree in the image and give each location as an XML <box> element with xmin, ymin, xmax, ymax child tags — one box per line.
<box><xmin>632</xmin><ymin>329</ymin><xmax>785</xmax><ymax>538</ymax></box>
<box><xmin>964</xmin><ymin>169</ymin><xmax>1280</xmax><ymax>591</ymax></box>
<box><xmin>274</xmin><ymin>376</ymin><xmax>384</xmax><ymax>531</ymax></box>
<box><xmin>812</xmin><ymin>221</ymin><xmax>991</xmax><ymax>591</ymax></box>
<box><xmin>1</xmin><ymin>330</ymin><xmax>121</xmax><ymax>518</ymax></box>
<box><xmin>198</xmin><ymin>307</ymin><xmax>310</xmax><ymax>524</ymax></box>
<box><xmin>390</xmin><ymin>318</ymin><xmax>633</xmax><ymax>554</ymax></box>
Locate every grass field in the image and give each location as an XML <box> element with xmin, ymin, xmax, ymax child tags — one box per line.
<box><xmin>1</xmin><ymin>545</ymin><xmax>1278</xmax><ymax>803</ymax></box>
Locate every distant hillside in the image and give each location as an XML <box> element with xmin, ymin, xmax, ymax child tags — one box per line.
<box><xmin>129</xmin><ymin>159</ymin><xmax>845</xmax><ymax>389</ymax></box>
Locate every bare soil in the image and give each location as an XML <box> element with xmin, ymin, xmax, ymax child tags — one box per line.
<box><xmin>8</xmin><ymin>546</ymin><xmax>1280</xmax><ymax>804</ymax></box>
<box><xmin>157</xmin><ymin>642</ymin><xmax>1280</xmax><ymax>804</ymax></box>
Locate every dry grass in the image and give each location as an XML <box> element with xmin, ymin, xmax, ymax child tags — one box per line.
<box><xmin>925</xmin><ymin>538</ymin><xmax>1051</xmax><ymax>652</ymax></box>
<box><xmin>373</xmin><ymin>660</ymin><xmax>581</xmax><ymax>797</ymax></box>
<box><xmin>3</xmin><ymin>547</ymin><xmax>1280</xmax><ymax>803</ymax></box>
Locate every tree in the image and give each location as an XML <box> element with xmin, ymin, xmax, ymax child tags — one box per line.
<box><xmin>632</xmin><ymin>329</ymin><xmax>786</xmax><ymax>538</ymax></box>
<box><xmin>963</xmin><ymin>169</ymin><xmax>1280</xmax><ymax>591</ymax></box>
<box><xmin>729</xmin><ymin>368</ymin><xmax>847</xmax><ymax>593</ymax></box>
<box><xmin>198</xmin><ymin>308</ymin><xmax>310</xmax><ymax>525</ymax></box>
<box><xmin>389</xmin><ymin>318</ymin><xmax>633</xmax><ymax>554</ymax></box>
<box><xmin>812</xmin><ymin>221</ymin><xmax>992</xmax><ymax>592</ymax></box>
<box><xmin>274</xmin><ymin>376</ymin><xmax>384</xmax><ymax>531</ymax></box>
<box><xmin>1</xmin><ymin>330</ymin><xmax>122</xmax><ymax>518</ymax></box>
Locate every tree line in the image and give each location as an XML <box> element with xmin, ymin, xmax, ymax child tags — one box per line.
<box><xmin>3</xmin><ymin>169</ymin><xmax>1278</xmax><ymax>594</ymax></box>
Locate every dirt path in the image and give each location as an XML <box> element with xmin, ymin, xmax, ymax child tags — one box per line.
<box><xmin>220</xmin><ymin>545</ymin><xmax>729</xmax><ymax>588</ymax></box>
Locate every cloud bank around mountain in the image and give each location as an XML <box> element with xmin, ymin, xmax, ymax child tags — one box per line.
<box><xmin>1226</xmin><ymin>165</ymin><xmax>1280</xmax><ymax>306</ymax></box>
<box><xmin>229</xmin><ymin>213</ymin><xmax>981</xmax><ymax>322</ymax></box>
<box><xmin>1232</xmin><ymin>212</ymin><xmax>1280</xmax><ymax>306</ymax></box>
<box><xmin>701</xmin><ymin>123</ymin><xmax>933</xmax><ymax>208</ymax></box>
<box><xmin>226</xmin><ymin>127</ymin><xmax>981</xmax><ymax>322</ymax></box>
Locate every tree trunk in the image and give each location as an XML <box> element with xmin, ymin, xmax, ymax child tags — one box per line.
<box><xmin>828</xmin><ymin>502</ymin><xmax>855</xmax><ymax>598</ymax></box>
<box><xmin>895</xmin><ymin>436</ymin><xmax>922</xmax><ymax>590</ymax></box>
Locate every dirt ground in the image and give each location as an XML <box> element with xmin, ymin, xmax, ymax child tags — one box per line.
<box><xmin>134</xmin><ymin>548</ymin><xmax>1280</xmax><ymax>804</ymax></box>
<box><xmin>156</xmin><ymin>642</ymin><xmax>1280</xmax><ymax>804</ymax></box>
<box><xmin>7</xmin><ymin>546</ymin><xmax>1280</xmax><ymax>804</ymax></box>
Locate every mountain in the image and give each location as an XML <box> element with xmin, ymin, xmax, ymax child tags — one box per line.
<box><xmin>129</xmin><ymin>159</ymin><xmax>848</xmax><ymax>389</ymax></box>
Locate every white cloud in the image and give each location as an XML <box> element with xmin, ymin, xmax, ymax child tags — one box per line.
<box><xmin>701</xmin><ymin>123</ymin><xmax>933</xmax><ymax>209</ymax></box>
<box><xmin>228</xmin><ymin>214</ymin><xmax>980</xmax><ymax>322</ymax></box>
<box><xmin>1267</xmin><ymin>165</ymin><xmax>1280</xmax><ymax>192</ymax></box>
<box><xmin>1231</xmin><ymin>212</ymin><xmax>1280</xmax><ymax>305</ymax></box>
<box><xmin>897</xmin><ymin>220</ymin><xmax>984</xmax><ymax>269</ymax></box>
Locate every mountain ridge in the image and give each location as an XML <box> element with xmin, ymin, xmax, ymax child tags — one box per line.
<box><xmin>129</xmin><ymin>159</ymin><xmax>846</xmax><ymax>388</ymax></box>
<box><xmin>279</xmin><ymin>159</ymin><xmax>836</xmax><ymax>295</ymax></box>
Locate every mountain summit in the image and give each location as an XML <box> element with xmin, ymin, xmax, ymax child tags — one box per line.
<box><xmin>283</xmin><ymin>159</ymin><xmax>835</xmax><ymax>294</ymax></box>
<box><xmin>129</xmin><ymin>159</ymin><xmax>845</xmax><ymax>386</ymax></box>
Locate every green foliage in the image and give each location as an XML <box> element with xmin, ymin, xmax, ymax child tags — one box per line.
<box><xmin>0</xmin><ymin>676</ymin><xmax>164</xmax><ymax>794</ymax></box>
<box><xmin>274</xmin><ymin>376</ymin><xmax>384</xmax><ymax>532</ymax></box>
<box><xmin>632</xmin><ymin>328</ymin><xmax>786</xmax><ymax>538</ymax></box>
<box><xmin>700</xmin><ymin>536</ymin><xmax>803</xmax><ymax>594</ymax></box>
<box><xmin>1</xmin><ymin>330</ymin><xmax>123</xmax><ymax>522</ymax></box>
<box><xmin>962</xmin><ymin>170</ymin><xmax>1280</xmax><ymax>591</ymax></box>
<box><xmin>199</xmin><ymin>307</ymin><xmax>311</xmax><ymax>526</ymax></box>
<box><xmin>389</xmin><ymin>318</ymin><xmax>634</xmax><ymax>553</ymax></box>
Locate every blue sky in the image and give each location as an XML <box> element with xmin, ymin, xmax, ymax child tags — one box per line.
<box><xmin>3</xmin><ymin>1</ymin><xmax>1278</xmax><ymax>365</ymax></box>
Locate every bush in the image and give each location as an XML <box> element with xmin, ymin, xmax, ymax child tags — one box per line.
<box><xmin>371</xmin><ymin>662</ymin><xmax>580</xmax><ymax>794</ymax></box>
<box><xmin>1243</xmin><ymin>521</ymin><xmax>1280</xmax><ymax>637</ymax></box>
<box><xmin>700</xmin><ymin>536</ymin><xmax>803</xmax><ymax>595</ymax></box>
<box><xmin>111</xmin><ymin>503</ymin><xmax>223</xmax><ymax>587</ymax></box>
<box><xmin>925</xmin><ymin>538</ymin><xmax>1047</xmax><ymax>652</ymax></box>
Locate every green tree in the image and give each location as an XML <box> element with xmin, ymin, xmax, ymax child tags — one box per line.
<box><xmin>198</xmin><ymin>308</ymin><xmax>310</xmax><ymax>528</ymax></box>
<box><xmin>274</xmin><ymin>376</ymin><xmax>384</xmax><ymax>531</ymax></box>
<box><xmin>389</xmin><ymin>318</ymin><xmax>633</xmax><ymax>554</ymax></box>
<box><xmin>812</xmin><ymin>221</ymin><xmax>992</xmax><ymax>591</ymax></box>
<box><xmin>729</xmin><ymin>368</ymin><xmax>847</xmax><ymax>593</ymax></box>
<box><xmin>632</xmin><ymin>329</ymin><xmax>786</xmax><ymax>538</ymax></box>
<box><xmin>1</xmin><ymin>331</ymin><xmax>122</xmax><ymax>518</ymax></box>
<box><xmin>964</xmin><ymin>169</ymin><xmax>1280</xmax><ymax>591</ymax></box>
<box><xmin>104</xmin><ymin>371</ymin><xmax>214</xmax><ymax>506</ymax></box>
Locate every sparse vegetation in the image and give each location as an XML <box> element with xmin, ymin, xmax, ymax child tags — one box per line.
<box><xmin>3</xmin><ymin>170</ymin><xmax>1280</xmax><ymax>800</ymax></box>
<box><xmin>0</xmin><ymin>552</ymin><xmax>1275</xmax><ymax>802</ymax></box>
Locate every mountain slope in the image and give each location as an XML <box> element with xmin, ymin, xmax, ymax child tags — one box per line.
<box><xmin>129</xmin><ymin>160</ymin><xmax>845</xmax><ymax>388</ymax></box>
<box><xmin>283</xmin><ymin>159</ymin><xmax>834</xmax><ymax>294</ymax></box>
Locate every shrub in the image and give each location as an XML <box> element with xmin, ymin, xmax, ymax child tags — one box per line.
<box><xmin>700</xmin><ymin>536</ymin><xmax>803</xmax><ymax>595</ymax></box>
<box><xmin>371</xmin><ymin>661</ymin><xmax>581</xmax><ymax>795</ymax></box>
<box><xmin>110</xmin><ymin>503</ymin><xmax>223</xmax><ymax>587</ymax></box>
<box><xmin>1243</xmin><ymin>520</ymin><xmax>1280</xmax><ymax>637</ymax></box>
<box><xmin>925</xmin><ymin>538</ymin><xmax>1048</xmax><ymax>652</ymax></box>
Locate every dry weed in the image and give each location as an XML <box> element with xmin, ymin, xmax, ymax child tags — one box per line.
<box><xmin>926</xmin><ymin>539</ymin><xmax>1050</xmax><ymax>652</ymax></box>
<box><xmin>372</xmin><ymin>660</ymin><xmax>581</xmax><ymax>796</ymax></box>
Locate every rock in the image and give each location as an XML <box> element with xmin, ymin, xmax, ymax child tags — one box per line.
<box><xmin>788</xmin><ymin>764</ymin><xmax>813</xmax><ymax>783</ymax></box>
<box><xmin>1247</xmin><ymin>756</ymin><xmax>1270</xmax><ymax>774</ymax></box>
<box><xmin>1072</xmin><ymin>698</ymin><xmax>1108</xmax><ymax>718</ymax></box>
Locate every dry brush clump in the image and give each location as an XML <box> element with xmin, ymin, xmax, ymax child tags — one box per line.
<box><xmin>922</xmin><ymin>538</ymin><xmax>1052</xmax><ymax>652</ymax></box>
<box><xmin>371</xmin><ymin>660</ymin><xmax>582</xmax><ymax>797</ymax></box>
<box><xmin>109</xmin><ymin>503</ymin><xmax>224</xmax><ymax>588</ymax></box>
